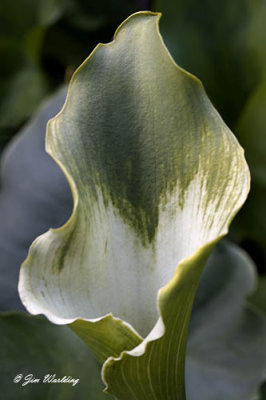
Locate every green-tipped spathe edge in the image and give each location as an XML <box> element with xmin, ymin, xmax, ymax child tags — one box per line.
<box><xmin>18</xmin><ymin>11</ymin><xmax>250</xmax><ymax>381</ymax></box>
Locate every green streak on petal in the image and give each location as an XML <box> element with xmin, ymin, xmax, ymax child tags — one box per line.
<box><xmin>18</xmin><ymin>12</ymin><xmax>250</xmax><ymax>398</ymax></box>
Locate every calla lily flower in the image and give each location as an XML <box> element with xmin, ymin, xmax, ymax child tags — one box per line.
<box><xmin>18</xmin><ymin>11</ymin><xmax>250</xmax><ymax>400</ymax></box>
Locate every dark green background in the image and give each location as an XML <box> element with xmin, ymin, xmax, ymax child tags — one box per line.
<box><xmin>0</xmin><ymin>1</ymin><xmax>265</xmax><ymax>399</ymax></box>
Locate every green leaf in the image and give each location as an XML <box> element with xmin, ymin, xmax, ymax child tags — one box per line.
<box><xmin>0</xmin><ymin>60</ymin><xmax>48</xmax><ymax>129</ymax></box>
<box><xmin>187</xmin><ymin>241</ymin><xmax>266</xmax><ymax>400</ymax></box>
<box><xmin>0</xmin><ymin>0</ymin><xmax>66</xmax><ymax>130</ymax></box>
<box><xmin>0</xmin><ymin>312</ymin><xmax>108</xmax><ymax>400</ymax></box>
<box><xmin>18</xmin><ymin>11</ymin><xmax>249</xmax><ymax>399</ymax></box>
<box><xmin>0</xmin><ymin>44</ymin><xmax>49</xmax><ymax>129</ymax></box>
<box><xmin>0</xmin><ymin>88</ymin><xmax>72</xmax><ymax>311</ymax></box>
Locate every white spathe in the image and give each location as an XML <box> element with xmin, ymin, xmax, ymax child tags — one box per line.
<box><xmin>19</xmin><ymin>160</ymin><xmax>248</xmax><ymax>337</ymax></box>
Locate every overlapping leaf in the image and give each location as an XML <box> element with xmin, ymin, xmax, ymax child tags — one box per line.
<box><xmin>18</xmin><ymin>12</ymin><xmax>249</xmax><ymax>399</ymax></box>
<box><xmin>0</xmin><ymin>312</ymin><xmax>108</xmax><ymax>400</ymax></box>
<box><xmin>187</xmin><ymin>241</ymin><xmax>266</xmax><ymax>400</ymax></box>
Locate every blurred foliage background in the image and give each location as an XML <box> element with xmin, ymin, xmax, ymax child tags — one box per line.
<box><xmin>0</xmin><ymin>1</ymin><xmax>266</xmax><ymax>399</ymax></box>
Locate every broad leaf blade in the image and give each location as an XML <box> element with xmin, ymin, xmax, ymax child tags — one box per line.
<box><xmin>0</xmin><ymin>312</ymin><xmax>108</xmax><ymax>400</ymax></box>
<box><xmin>0</xmin><ymin>88</ymin><xmax>72</xmax><ymax>311</ymax></box>
<box><xmin>187</xmin><ymin>241</ymin><xmax>266</xmax><ymax>400</ymax></box>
